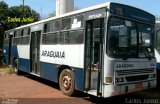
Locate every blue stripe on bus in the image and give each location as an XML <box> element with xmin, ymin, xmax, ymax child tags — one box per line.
<box><xmin>3</xmin><ymin>45</ymin><xmax>9</xmax><ymax>56</ymax></box>
<box><xmin>19</xmin><ymin>58</ymin><xmax>30</xmax><ymax>73</ymax></box>
<box><xmin>4</xmin><ymin>55</ymin><xmax>9</xmax><ymax>64</ymax></box>
<box><xmin>40</xmin><ymin>62</ymin><xmax>84</xmax><ymax>91</ymax></box>
<box><xmin>3</xmin><ymin>45</ymin><xmax>9</xmax><ymax>64</ymax></box>
<box><xmin>157</xmin><ymin>63</ymin><xmax>160</xmax><ymax>70</ymax></box>
<box><xmin>40</xmin><ymin>62</ymin><xmax>58</xmax><ymax>83</ymax></box>
<box><xmin>11</xmin><ymin>45</ymin><xmax>18</xmax><ymax>57</ymax></box>
<box><xmin>11</xmin><ymin>45</ymin><xmax>19</xmax><ymax>65</ymax></box>
<box><xmin>74</xmin><ymin>68</ymin><xmax>84</xmax><ymax>91</ymax></box>
<box><xmin>3</xmin><ymin>45</ymin><xmax>19</xmax><ymax>65</ymax></box>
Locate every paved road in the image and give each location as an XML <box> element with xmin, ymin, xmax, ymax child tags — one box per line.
<box><xmin>0</xmin><ymin>74</ymin><xmax>160</xmax><ymax>104</ymax></box>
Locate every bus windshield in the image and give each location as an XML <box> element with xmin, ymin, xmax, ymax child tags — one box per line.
<box><xmin>107</xmin><ymin>17</ymin><xmax>154</xmax><ymax>58</ymax></box>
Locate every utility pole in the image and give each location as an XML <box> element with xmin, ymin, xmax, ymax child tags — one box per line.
<box><xmin>23</xmin><ymin>0</ymin><xmax>24</xmax><ymax>6</ymax></box>
<box><xmin>41</xmin><ymin>4</ymin><xmax>42</xmax><ymax>20</ymax></box>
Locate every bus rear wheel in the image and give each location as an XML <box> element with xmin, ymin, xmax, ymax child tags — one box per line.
<box><xmin>59</xmin><ymin>69</ymin><xmax>75</xmax><ymax>96</ymax></box>
<box><xmin>14</xmin><ymin>59</ymin><xmax>19</xmax><ymax>74</ymax></box>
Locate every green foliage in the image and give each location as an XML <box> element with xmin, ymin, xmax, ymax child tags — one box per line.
<box><xmin>0</xmin><ymin>1</ymin><xmax>40</xmax><ymax>29</ymax></box>
<box><xmin>7</xmin><ymin>5</ymin><xmax>40</xmax><ymax>29</ymax></box>
<box><xmin>0</xmin><ymin>1</ymin><xmax>9</xmax><ymax>48</ymax></box>
<box><xmin>0</xmin><ymin>1</ymin><xmax>9</xmax><ymax>26</ymax></box>
<box><xmin>48</xmin><ymin>11</ymin><xmax>56</xmax><ymax>18</ymax></box>
<box><xmin>0</xmin><ymin>1</ymin><xmax>40</xmax><ymax>48</ymax></box>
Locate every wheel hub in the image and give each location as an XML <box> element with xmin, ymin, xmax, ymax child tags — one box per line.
<box><xmin>62</xmin><ymin>75</ymin><xmax>71</xmax><ymax>90</ymax></box>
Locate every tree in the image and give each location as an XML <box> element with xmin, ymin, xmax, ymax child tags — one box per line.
<box><xmin>0</xmin><ymin>1</ymin><xmax>40</xmax><ymax>48</ymax></box>
<box><xmin>48</xmin><ymin>11</ymin><xmax>56</xmax><ymax>18</ymax></box>
<box><xmin>0</xmin><ymin>1</ymin><xmax>9</xmax><ymax>48</ymax></box>
<box><xmin>8</xmin><ymin>5</ymin><xmax>40</xmax><ymax>29</ymax></box>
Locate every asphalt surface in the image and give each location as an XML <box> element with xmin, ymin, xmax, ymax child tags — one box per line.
<box><xmin>0</xmin><ymin>74</ymin><xmax>160</xmax><ymax>104</ymax></box>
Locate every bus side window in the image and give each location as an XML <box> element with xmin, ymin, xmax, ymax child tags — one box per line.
<box><xmin>76</xmin><ymin>30</ymin><xmax>84</xmax><ymax>44</ymax></box>
<box><xmin>62</xmin><ymin>18</ymin><xmax>71</xmax><ymax>30</ymax></box>
<box><xmin>44</xmin><ymin>23</ymin><xmax>50</xmax><ymax>33</ymax></box>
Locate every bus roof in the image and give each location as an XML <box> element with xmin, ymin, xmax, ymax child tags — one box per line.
<box><xmin>5</xmin><ymin>2</ymin><xmax>154</xmax><ymax>33</ymax></box>
<box><xmin>5</xmin><ymin>2</ymin><xmax>111</xmax><ymax>33</ymax></box>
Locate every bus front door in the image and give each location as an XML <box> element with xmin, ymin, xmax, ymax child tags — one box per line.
<box><xmin>84</xmin><ymin>19</ymin><xmax>103</xmax><ymax>96</ymax></box>
<box><xmin>30</xmin><ymin>31</ymin><xmax>41</xmax><ymax>75</ymax></box>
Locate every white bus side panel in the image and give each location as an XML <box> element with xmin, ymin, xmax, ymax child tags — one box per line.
<box><xmin>155</xmin><ymin>49</ymin><xmax>160</xmax><ymax>63</ymax></box>
<box><xmin>17</xmin><ymin>45</ymin><xmax>30</xmax><ymax>59</ymax></box>
<box><xmin>40</xmin><ymin>45</ymin><xmax>84</xmax><ymax>68</ymax></box>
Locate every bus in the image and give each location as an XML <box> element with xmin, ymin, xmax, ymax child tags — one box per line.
<box><xmin>155</xmin><ymin>21</ymin><xmax>160</xmax><ymax>84</ymax></box>
<box><xmin>3</xmin><ymin>2</ymin><xmax>156</xmax><ymax>98</ymax></box>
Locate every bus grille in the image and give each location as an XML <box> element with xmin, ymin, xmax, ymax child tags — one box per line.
<box><xmin>116</xmin><ymin>68</ymin><xmax>154</xmax><ymax>76</ymax></box>
<box><xmin>125</xmin><ymin>75</ymin><xmax>149</xmax><ymax>82</ymax></box>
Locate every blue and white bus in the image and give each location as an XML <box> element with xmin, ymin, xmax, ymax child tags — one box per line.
<box><xmin>3</xmin><ymin>2</ymin><xmax>156</xmax><ymax>97</ymax></box>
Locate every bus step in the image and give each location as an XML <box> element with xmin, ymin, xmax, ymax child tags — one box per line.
<box><xmin>87</xmin><ymin>90</ymin><xmax>97</xmax><ymax>96</ymax></box>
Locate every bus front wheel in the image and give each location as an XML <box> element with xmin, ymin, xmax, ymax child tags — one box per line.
<box><xmin>59</xmin><ymin>69</ymin><xmax>75</xmax><ymax>96</ymax></box>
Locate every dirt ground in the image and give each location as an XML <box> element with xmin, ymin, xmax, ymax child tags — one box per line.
<box><xmin>0</xmin><ymin>71</ymin><xmax>160</xmax><ymax>104</ymax></box>
<box><xmin>0</xmin><ymin>74</ymin><xmax>92</xmax><ymax>104</ymax></box>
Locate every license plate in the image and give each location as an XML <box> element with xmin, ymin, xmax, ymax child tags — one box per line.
<box><xmin>135</xmin><ymin>83</ymin><xmax>143</xmax><ymax>89</ymax></box>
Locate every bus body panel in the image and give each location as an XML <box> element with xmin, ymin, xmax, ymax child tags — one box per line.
<box><xmin>19</xmin><ymin>58</ymin><xmax>30</xmax><ymax>73</ymax></box>
<box><xmin>103</xmin><ymin>80</ymin><xmax>156</xmax><ymax>97</ymax></box>
<box><xmin>3</xmin><ymin>45</ymin><xmax>9</xmax><ymax>64</ymax></box>
<box><xmin>2</xmin><ymin>2</ymin><xmax>157</xmax><ymax>97</ymax></box>
<box><xmin>10</xmin><ymin>45</ymin><xmax>18</xmax><ymax>65</ymax></box>
<box><xmin>40</xmin><ymin>62</ymin><xmax>58</xmax><ymax>82</ymax></box>
<box><xmin>17</xmin><ymin>45</ymin><xmax>30</xmax><ymax>59</ymax></box>
<box><xmin>155</xmin><ymin>49</ymin><xmax>160</xmax><ymax>70</ymax></box>
<box><xmin>40</xmin><ymin>45</ymin><xmax>84</xmax><ymax>68</ymax></box>
<box><xmin>17</xmin><ymin>45</ymin><xmax>30</xmax><ymax>73</ymax></box>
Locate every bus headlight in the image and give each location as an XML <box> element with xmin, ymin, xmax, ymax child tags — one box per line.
<box><xmin>115</xmin><ymin>77</ymin><xmax>124</xmax><ymax>83</ymax></box>
<box><xmin>150</xmin><ymin>74</ymin><xmax>156</xmax><ymax>78</ymax></box>
<box><xmin>105</xmin><ymin>77</ymin><xmax>113</xmax><ymax>84</ymax></box>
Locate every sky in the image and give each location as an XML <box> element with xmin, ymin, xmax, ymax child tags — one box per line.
<box><xmin>1</xmin><ymin>0</ymin><xmax>160</xmax><ymax>18</ymax></box>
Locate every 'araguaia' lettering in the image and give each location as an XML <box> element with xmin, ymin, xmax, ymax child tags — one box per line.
<box><xmin>41</xmin><ymin>50</ymin><xmax>65</xmax><ymax>58</ymax></box>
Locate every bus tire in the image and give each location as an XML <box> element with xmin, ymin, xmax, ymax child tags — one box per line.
<box><xmin>59</xmin><ymin>69</ymin><xmax>75</xmax><ymax>96</ymax></box>
<box><xmin>14</xmin><ymin>59</ymin><xmax>19</xmax><ymax>74</ymax></box>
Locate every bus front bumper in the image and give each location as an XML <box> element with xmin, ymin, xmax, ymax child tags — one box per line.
<box><xmin>103</xmin><ymin>80</ymin><xmax>156</xmax><ymax>98</ymax></box>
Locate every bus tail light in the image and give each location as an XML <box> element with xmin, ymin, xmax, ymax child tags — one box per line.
<box><xmin>105</xmin><ymin>77</ymin><xmax>113</xmax><ymax>84</ymax></box>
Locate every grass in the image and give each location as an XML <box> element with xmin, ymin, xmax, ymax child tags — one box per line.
<box><xmin>0</xmin><ymin>65</ymin><xmax>15</xmax><ymax>75</ymax></box>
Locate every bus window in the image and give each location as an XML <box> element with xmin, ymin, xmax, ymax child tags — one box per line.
<box><xmin>76</xmin><ymin>29</ymin><xmax>84</xmax><ymax>44</ymax></box>
<box><xmin>62</xmin><ymin>18</ymin><xmax>71</xmax><ymax>30</ymax></box>
<box><xmin>50</xmin><ymin>20</ymin><xmax>61</xmax><ymax>32</ymax></box>
<box><xmin>61</xmin><ymin>31</ymin><xmax>68</xmax><ymax>43</ymax></box>
<box><xmin>68</xmin><ymin>31</ymin><xmax>76</xmax><ymax>44</ymax></box>
<box><xmin>55</xmin><ymin>20</ymin><xmax>61</xmax><ymax>31</ymax></box>
<box><xmin>107</xmin><ymin>17</ymin><xmax>137</xmax><ymax>58</ymax></box>
<box><xmin>71</xmin><ymin>15</ymin><xmax>84</xmax><ymax>29</ymax></box>
<box><xmin>42</xmin><ymin>32</ymin><xmax>60</xmax><ymax>44</ymax></box>
<box><xmin>138</xmin><ymin>24</ymin><xmax>154</xmax><ymax>57</ymax></box>
<box><xmin>23</xmin><ymin>28</ymin><xmax>30</xmax><ymax>36</ymax></box>
<box><xmin>44</xmin><ymin>23</ymin><xmax>50</xmax><ymax>33</ymax></box>
<box><xmin>15</xmin><ymin>30</ymin><xmax>20</xmax><ymax>37</ymax></box>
